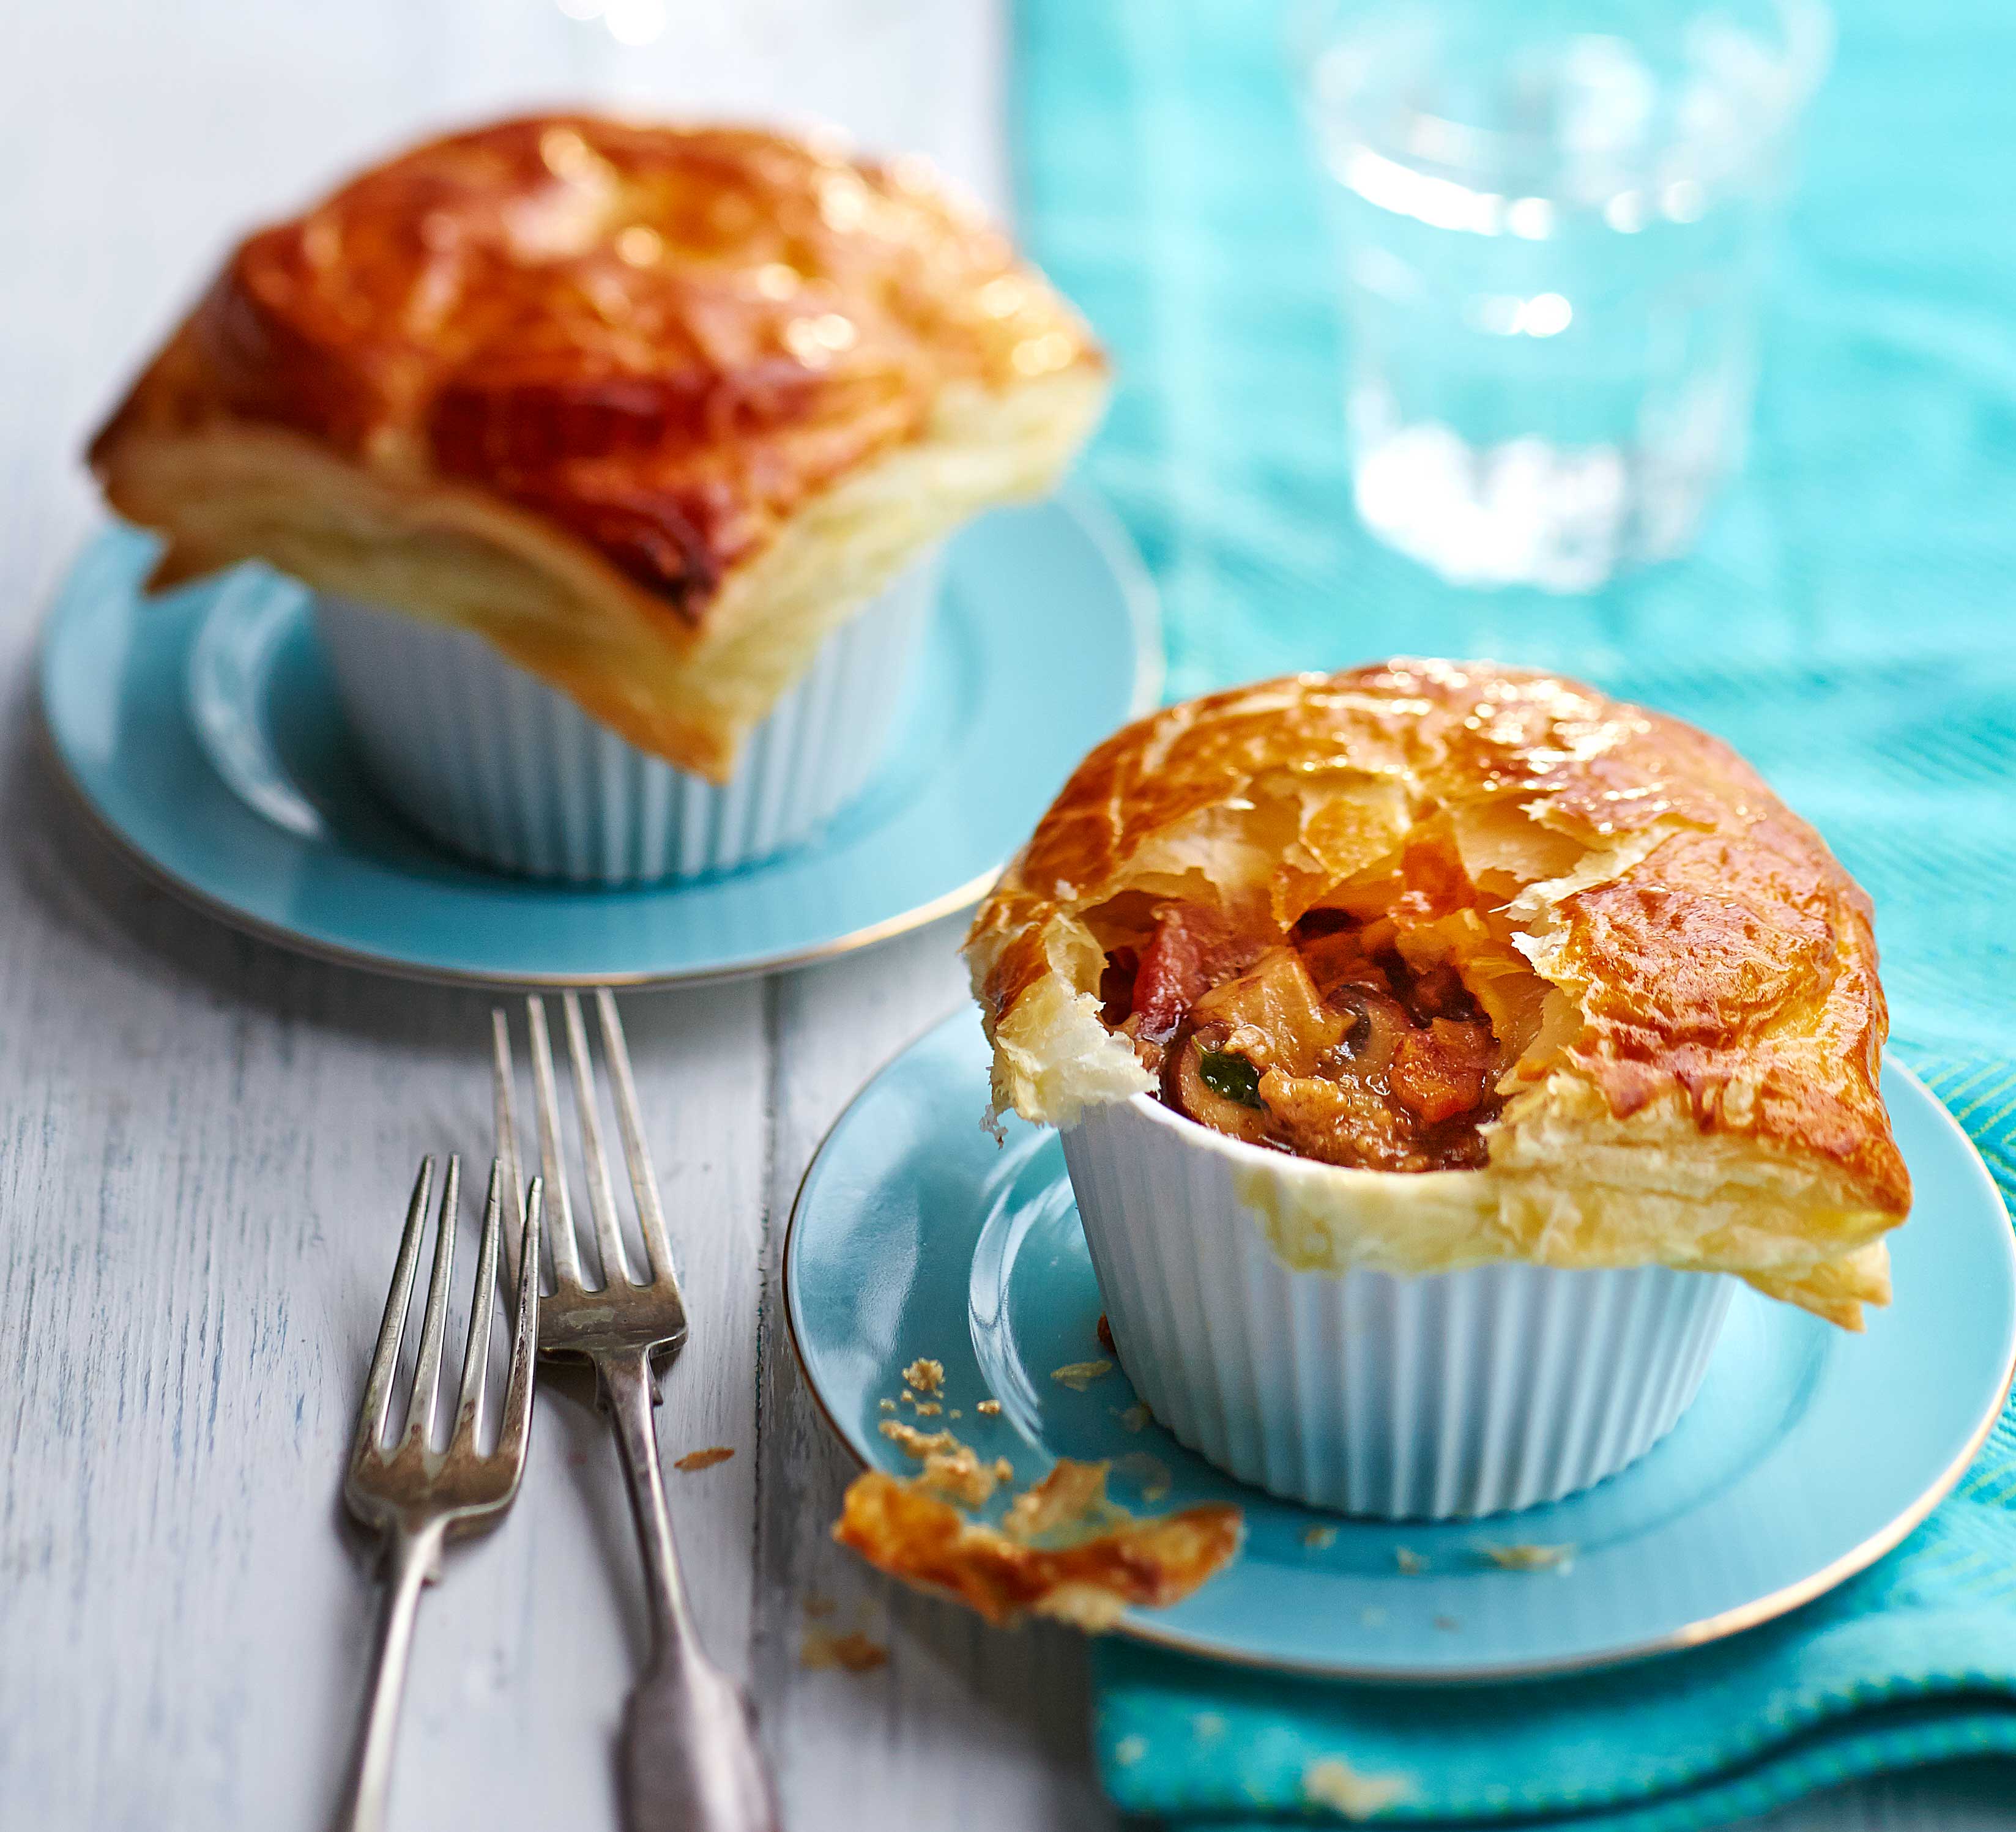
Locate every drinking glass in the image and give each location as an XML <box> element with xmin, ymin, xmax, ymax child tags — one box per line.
<box><xmin>1297</xmin><ymin>0</ymin><xmax>1831</xmax><ymax>591</ymax></box>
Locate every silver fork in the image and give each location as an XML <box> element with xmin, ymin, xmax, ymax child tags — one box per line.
<box><xmin>493</xmin><ymin>990</ymin><xmax>780</xmax><ymax>1832</ymax></box>
<box><xmin>338</xmin><ymin>1154</ymin><xmax>542</xmax><ymax>1832</ymax></box>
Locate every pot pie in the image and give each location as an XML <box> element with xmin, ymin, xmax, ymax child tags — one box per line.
<box><xmin>88</xmin><ymin>114</ymin><xmax>1107</xmax><ymax>781</ymax></box>
<box><xmin>966</xmin><ymin>660</ymin><xmax>1911</xmax><ymax>1329</ymax></box>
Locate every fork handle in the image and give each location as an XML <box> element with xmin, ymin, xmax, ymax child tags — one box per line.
<box><xmin>598</xmin><ymin>1349</ymin><xmax>781</xmax><ymax>1832</ymax></box>
<box><xmin>335</xmin><ymin>1520</ymin><xmax>444</xmax><ymax>1832</ymax></box>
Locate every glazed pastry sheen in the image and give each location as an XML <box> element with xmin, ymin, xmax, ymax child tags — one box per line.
<box><xmin>964</xmin><ymin>660</ymin><xmax>1910</xmax><ymax>1327</ymax></box>
<box><xmin>90</xmin><ymin>115</ymin><xmax>1106</xmax><ymax>779</ymax></box>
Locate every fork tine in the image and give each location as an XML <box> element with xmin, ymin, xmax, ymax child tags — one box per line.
<box><xmin>491</xmin><ymin>1009</ymin><xmax>526</xmax><ymax>1297</ymax></box>
<box><xmin>450</xmin><ymin>1160</ymin><xmax>506</xmax><ymax>1450</ymax></box>
<box><xmin>403</xmin><ymin>1153</ymin><xmax>460</xmax><ymax>1448</ymax></box>
<box><xmin>597</xmin><ymin>988</ymin><xmax>676</xmax><ymax>1286</ymax></box>
<box><xmin>355</xmin><ymin>1157</ymin><xmax>434</xmax><ymax>1458</ymax></box>
<box><xmin>562</xmin><ymin>990</ymin><xmax>633</xmax><ymax>1288</ymax></box>
<box><xmin>494</xmin><ymin>1177</ymin><xmax>543</xmax><ymax>1467</ymax></box>
<box><xmin>527</xmin><ymin>996</ymin><xmax>584</xmax><ymax>1290</ymax></box>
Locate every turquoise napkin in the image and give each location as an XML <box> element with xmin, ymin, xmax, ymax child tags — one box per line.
<box><xmin>1015</xmin><ymin>0</ymin><xmax>2016</xmax><ymax>1822</ymax></box>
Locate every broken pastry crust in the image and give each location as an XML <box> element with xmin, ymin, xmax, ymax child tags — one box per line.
<box><xmin>833</xmin><ymin>1461</ymin><xmax>1242</xmax><ymax>1630</ymax></box>
<box><xmin>89</xmin><ymin>116</ymin><xmax>1107</xmax><ymax>781</ymax></box>
<box><xmin>963</xmin><ymin>660</ymin><xmax>1910</xmax><ymax>1326</ymax></box>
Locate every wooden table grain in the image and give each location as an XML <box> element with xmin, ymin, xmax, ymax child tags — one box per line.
<box><xmin>0</xmin><ymin>4</ymin><xmax>2008</xmax><ymax>1828</ymax></box>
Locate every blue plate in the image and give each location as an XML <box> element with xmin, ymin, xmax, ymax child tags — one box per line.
<box><xmin>786</xmin><ymin>1012</ymin><xmax>2016</xmax><ymax>1681</ymax></box>
<box><xmin>37</xmin><ymin>497</ymin><xmax>1159</xmax><ymax>986</ymax></box>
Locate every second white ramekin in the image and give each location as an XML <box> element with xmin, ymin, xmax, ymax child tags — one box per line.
<box><xmin>1060</xmin><ymin>1092</ymin><xmax>1735</xmax><ymax>1520</ymax></box>
<box><xmin>314</xmin><ymin>548</ymin><xmax>941</xmax><ymax>884</ymax></box>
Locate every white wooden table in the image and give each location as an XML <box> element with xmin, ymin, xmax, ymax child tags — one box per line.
<box><xmin>0</xmin><ymin>4</ymin><xmax>2009</xmax><ymax>1827</ymax></box>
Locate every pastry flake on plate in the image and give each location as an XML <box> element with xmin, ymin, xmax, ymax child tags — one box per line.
<box><xmin>835</xmin><ymin>1460</ymin><xmax>1243</xmax><ymax>1630</ymax></box>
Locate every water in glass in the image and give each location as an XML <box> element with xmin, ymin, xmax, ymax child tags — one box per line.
<box><xmin>1301</xmin><ymin>1</ymin><xmax>1831</xmax><ymax>590</ymax></box>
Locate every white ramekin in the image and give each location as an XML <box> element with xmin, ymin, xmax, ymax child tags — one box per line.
<box><xmin>313</xmin><ymin>549</ymin><xmax>941</xmax><ymax>883</ymax></box>
<box><xmin>1060</xmin><ymin>1092</ymin><xmax>1735</xmax><ymax>1520</ymax></box>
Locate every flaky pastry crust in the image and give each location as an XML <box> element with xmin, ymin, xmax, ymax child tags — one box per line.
<box><xmin>833</xmin><ymin>1463</ymin><xmax>1242</xmax><ymax>1630</ymax></box>
<box><xmin>964</xmin><ymin>660</ymin><xmax>1911</xmax><ymax>1327</ymax></box>
<box><xmin>89</xmin><ymin>115</ymin><xmax>1106</xmax><ymax>779</ymax></box>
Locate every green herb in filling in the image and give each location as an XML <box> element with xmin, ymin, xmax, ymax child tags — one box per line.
<box><xmin>1197</xmin><ymin>1048</ymin><xmax>1265</xmax><ymax>1109</ymax></box>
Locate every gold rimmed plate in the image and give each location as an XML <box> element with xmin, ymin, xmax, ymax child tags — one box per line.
<box><xmin>784</xmin><ymin>1011</ymin><xmax>2016</xmax><ymax>1681</ymax></box>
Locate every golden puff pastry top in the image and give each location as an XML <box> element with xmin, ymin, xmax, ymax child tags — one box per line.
<box><xmin>92</xmin><ymin>115</ymin><xmax>1100</xmax><ymax>624</ymax></box>
<box><xmin>964</xmin><ymin>660</ymin><xmax>1910</xmax><ymax>1327</ymax></box>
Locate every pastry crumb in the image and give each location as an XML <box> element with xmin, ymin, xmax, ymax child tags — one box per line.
<box><xmin>673</xmin><ymin>1446</ymin><xmax>734</xmax><ymax>1473</ymax></box>
<box><xmin>879</xmin><ymin>1420</ymin><xmax>958</xmax><ymax>1459</ymax></box>
<box><xmin>878</xmin><ymin>1398</ymin><xmax>898</xmax><ymax>1412</ymax></box>
<box><xmin>913</xmin><ymin>1401</ymin><xmax>942</xmax><ymax>1416</ymax></box>
<box><xmin>831</xmin><ymin>1461</ymin><xmax>1243</xmax><ymax>1630</ymax></box>
<box><xmin>1302</xmin><ymin>1526</ymin><xmax>1338</xmax><ymax>1550</ymax></box>
<box><xmin>1394</xmin><ymin>1548</ymin><xmax>1426</xmax><ymax>1575</ymax></box>
<box><xmin>902</xmin><ymin>1357</ymin><xmax>945</xmax><ymax>1395</ymax></box>
<box><xmin>949</xmin><ymin>1409</ymin><xmax>962</xmax><ymax>1420</ymax></box>
<box><xmin>1003</xmin><ymin>1459</ymin><xmax>1126</xmax><ymax>1543</ymax></box>
<box><xmin>915</xmin><ymin>1444</ymin><xmax>1005</xmax><ymax>1508</ymax></box>
<box><xmin>1117</xmin><ymin>1403</ymin><xmax>1151</xmax><ymax>1433</ymax></box>
<box><xmin>1303</xmin><ymin>1756</ymin><xmax>1415</xmax><ymax>1818</ymax></box>
<box><xmin>1096</xmin><ymin>1313</ymin><xmax>1117</xmax><ymax>1354</ymax></box>
<box><xmin>1051</xmin><ymin>1359</ymin><xmax>1114</xmax><ymax>1392</ymax></box>
<box><xmin>1114</xmin><ymin>1452</ymin><xmax>1170</xmax><ymax>1505</ymax></box>
<box><xmin>800</xmin><ymin>1627</ymin><xmax>888</xmax><ymax>1673</ymax></box>
<box><xmin>1478</xmin><ymin>1541</ymin><xmax>1575</xmax><ymax>1573</ymax></box>
<box><xmin>977</xmin><ymin>1398</ymin><xmax>1002</xmax><ymax>1416</ymax></box>
<box><xmin>1112</xmin><ymin>1734</ymin><xmax>1148</xmax><ymax>1767</ymax></box>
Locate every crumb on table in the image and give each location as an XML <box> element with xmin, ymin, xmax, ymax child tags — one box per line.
<box><xmin>673</xmin><ymin>1446</ymin><xmax>734</xmax><ymax>1473</ymax></box>
<box><xmin>800</xmin><ymin>1627</ymin><xmax>888</xmax><ymax>1673</ymax></box>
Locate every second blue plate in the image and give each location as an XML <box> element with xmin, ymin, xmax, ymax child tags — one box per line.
<box><xmin>37</xmin><ymin>495</ymin><xmax>1159</xmax><ymax>986</ymax></box>
<box><xmin>786</xmin><ymin>1012</ymin><xmax>2016</xmax><ymax>1680</ymax></box>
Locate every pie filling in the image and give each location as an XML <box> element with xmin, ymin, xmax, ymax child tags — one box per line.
<box><xmin>1091</xmin><ymin>825</ymin><xmax>1551</xmax><ymax>1173</ymax></box>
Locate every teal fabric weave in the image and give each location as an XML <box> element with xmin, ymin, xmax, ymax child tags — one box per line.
<box><xmin>1014</xmin><ymin>1</ymin><xmax>2016</xmax><ymax>1822</ymax></box>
